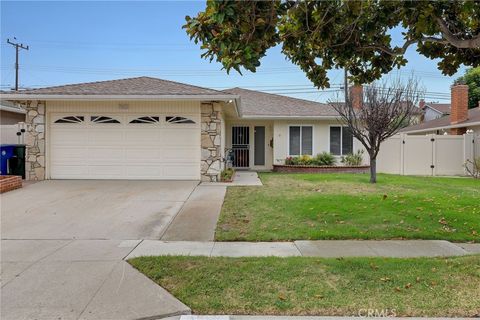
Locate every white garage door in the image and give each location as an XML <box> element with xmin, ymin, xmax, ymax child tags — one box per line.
<box><xmin>49</xmin><ymin>113</ymin><xmax>200</xmax><ymax>180</ymax></box>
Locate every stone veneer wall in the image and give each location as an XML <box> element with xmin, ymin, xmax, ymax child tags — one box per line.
<box><xmin>20</xmin><ymin>100</ymin><xmax>46</xmax><ymax>180</ymax></box>
<box><xmin>200</xmin><ymin>102</ymin><xmax>222</xmax><ymax>182</ymax></box>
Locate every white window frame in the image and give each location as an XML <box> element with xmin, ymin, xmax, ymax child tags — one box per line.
<box><xmin>328</xmin><ymin>125</ymin><xmax>353</xmax><ymax>156</ymax></box>
<box><xmin>287</xmin><ymin>125</ymin><xmax>314</xmax><ymax>156</ymax></box>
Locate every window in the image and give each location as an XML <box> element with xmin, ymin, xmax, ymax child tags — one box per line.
<box><xmin>129</xmin><ymin>116</ymin><xmax>159</xmax><ymax>124</ymax></box>
<box><xmin>330</xmin><ymin>126</ymin><xmax>353</xmax><ymax>155</ymax></box>
<box><xmin>91</xmin><ymin>116</ymin><xmax>120</xmax><ymax>124</ymax></box>
<box><xmin>289</xmin><ymin>126</ymin><xmax>313</xmax><ymax>155</ymax></box>
<box><xmin>54</xmin><ymin>116</ymin><xmax>84</xmax><ymax>124</ymax></box>
<box><xmin>166</xmin><ymin>116</ymin><xmax>195</xmax><ymax>124</ymax></box>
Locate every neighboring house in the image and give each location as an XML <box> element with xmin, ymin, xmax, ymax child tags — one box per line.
<box><xmin>1</xmin><ymin>76</ymin><xmax>365</xmax><ymax>181</ymax></box>
<box><xmin>0</xmin><ymin>100</ymin><xmax>26</xmax><ymax>125</ymax></box>
<box><xmin>419</xmin><ymin>100</ymin><xmax>450</xmax><ymax>122</ymax></box>
<box><xmin>401</xmin><ymin>85</ymin><xmax>480</xmax><ymax>135</ymax></box>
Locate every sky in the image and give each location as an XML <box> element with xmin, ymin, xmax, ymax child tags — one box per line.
<box><xmin>0</xmin><ymin>1</ymin><xmax>467</xmax><ymax>103</ymax></box>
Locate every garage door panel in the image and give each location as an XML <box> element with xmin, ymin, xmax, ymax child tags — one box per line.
<box><xmin>88</xmin><ymin>130</ymin><xmax>125</xmax><ymax>145</ymax></box>
<box><xmin>162</xmin><ymin>147</ymin><xmax>200</xmax><ymax>162</ymax></box>
<box><xmin>50</xmin><ymin>165</ymin><xmax>89</xmax><ymax>178</ymax></box>
<box><xmin>161</xmin><ymin>129</ymin><xmax>199</xmax><ymax>146</ymax></box>
<box><xmin>124</xmin><ymin>148</ymin><xmax>163</xmax><ymax>162</ymax></box>
<box><xmin>49</xmin><ymin>111</ymin><xmax>201</xmax><ymax>180</ymax></box>
<box><xmin>88</xmin><ymin>148</ymin><xmax>125</xmax><ymax>162</ymax></box>
<box><xmin>124</xmin><ymin>130</ymin><xmax>162</xmax><ymax>145</ymax></box>
<box><xmin>50</xmin><ymin>147</ymin><xmax>87</xmax><ymax>164</ymax></box>
<box><xmin>125</xmin><ymin>165</ymin><xmax>165</xmax><ymax>178</ymax></box>
<box><xmin>88</xmin><ymin>165</ymin><xmax>124</xmax><ymax>178</ymax></box>
<box><xmin>50</xmin><ymin>129</ymin><xmax>89</xmax><ymax>145</ymax></box>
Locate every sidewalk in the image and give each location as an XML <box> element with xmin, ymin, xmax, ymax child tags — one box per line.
<box><xmin>168</xmin><ymin>316</ymin><xmax>478</xmax><ymax>320</ymax></box>
<box><xmin>126</xmin><ymin>240</ymin><xmax>480</xmax><ymax>259</ymax></box>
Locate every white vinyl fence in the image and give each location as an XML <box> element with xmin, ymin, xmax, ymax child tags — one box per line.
<box><xmin>377</xmin><ymin>133</ymin><xmax>478</xmax><ymax>176</ymax></box>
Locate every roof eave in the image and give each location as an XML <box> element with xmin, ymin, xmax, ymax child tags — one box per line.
<box><xmin>402</xmin><ymin>121</ymin><xmax>480</xmax><ymax>134</ymax></box>
<box><xmin>0</xmin><ymin>105</ymin><xmax>26</xmax><ymax>114</ymax></box>
<box><xmin>240</xmin><ymin>115</ymin><xmax>339</xmax><ymax>120</ymax></box>
<box><xmin>0</xmin><ymin>93</ymin><xmax>238</xmax><ymax>101</ymax></box>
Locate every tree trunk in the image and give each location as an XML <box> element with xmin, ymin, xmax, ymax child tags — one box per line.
<box><xmin>369</xmin><ymin>157</ymin><xmax>377</xmax><ymax>183</ymax></box>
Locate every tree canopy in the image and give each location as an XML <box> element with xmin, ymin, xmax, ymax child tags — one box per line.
<box><xmin>184</xmin><ymin>0</ymin><xmax>480</xmax><ymax>88</ymax></box>
<box><xmin>456</xmin><ymin>67</ymin><xmax>480</xmax><ymax>108</ymax></box>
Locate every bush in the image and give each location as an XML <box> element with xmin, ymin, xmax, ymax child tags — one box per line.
<box><xmin>298</xmin><ymin>154</ymin><xmax>313</xmax><ymax>165</ymax></box>
<box><xmin>312</xmin><ymin>152</ymin><xmax>336</xmax><ymax>166</ymax></box>
<box><xmin>285</xmin><ymin>153</ymin><xmax>336</xmax><ymax>166</ymax></box>
<box><xmin>221</xmin><ymin>168</ymin><xmax>235</xmax><ymax>182</ymax></box>
<box><xmin>285</xmin><ymin>156</ymin><xmax>301</xmax><ymax>165</ymax></box>
<box><xmin>341</xmin><ymin>150</ymin><xmax>364</xmax><ymax>166</ymax></box>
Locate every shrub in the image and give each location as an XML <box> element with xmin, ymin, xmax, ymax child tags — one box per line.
<box><xmin>284</xmin><ymin>155</ymin><xmax>313</xmax><ymax>165</ymax></box>
<box><xmin>285</xmin><ymin>153</ymin><xmax>336</xmax><ymax>166</ymax></box>
<box><xmin>341</xmin><ymin>150</ymin><xmax>364</xmax><ymax>166</ymax></box>
<box><xmin>220</xmin><ymin>168</ymin><xmax>235</xmax><ymax>182</ymax></box>
<box><xmin>312</xmin><ymin>152</ymin><xmax>336</xmax><ymax>166</ymax></box>
<box><xmin>285</xmin><ymin>156</ymin><xmax>299</xmax><ymax>165</ymax></box>
<box><xmin>298</xmin><ymin>154</ymin><xmax>313</xmax><ymax>165</ymax></box>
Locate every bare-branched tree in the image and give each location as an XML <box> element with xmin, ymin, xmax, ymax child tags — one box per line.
<box><xmin>330</xmin><ymin>78</ymin><xmax>423</xmax><ymax>183</ymax></box>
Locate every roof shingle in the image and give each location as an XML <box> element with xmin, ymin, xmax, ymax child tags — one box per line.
<box><xmin>223</xmin><ymin>87</ymin><xmax>339</xmax><ymax>117</ymax></box>
<box><xmin>424</xmin><ymin>103</ymin><xmax>451</xmax><ymax>114</ymax></box>
<box><xmin>2</xmin><ymin>76</ymin><xmax>228</xmax><ymax>96</ymax></box>
<box><xmin>400</xmin><ymin>107</ymin><xmax>480</xmax><ymax>133</ymax></box>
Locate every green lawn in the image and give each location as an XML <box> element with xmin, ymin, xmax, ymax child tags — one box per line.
<box><xmin>216</xmin><ymin>173</ymin><xmax>480</xmax><ymax>242</ymax></box>
<box><xmin>129</xmin><ymin>255</ymin><xmax>480</xmax><ymax>317</ymax></box>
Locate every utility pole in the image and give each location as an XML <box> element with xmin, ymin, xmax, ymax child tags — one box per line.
<box><xmin>7</xmin><ymin>38</ymin><xmax>29</xmax><ymax>91</ymax></box>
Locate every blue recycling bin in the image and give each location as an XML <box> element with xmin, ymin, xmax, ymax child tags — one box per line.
<box><xmin>0</xmin><ymin>144</ymin><xmax>16</xmax><ymax>175</ymax></box>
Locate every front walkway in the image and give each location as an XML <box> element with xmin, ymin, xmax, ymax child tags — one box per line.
<box><xmin>127</xmin><ymin>240</ymin><xmax>480</xmax><ymax>259</ymax></box>
<box><xmin>161</xmin><ymin>171</ymin><xmax>262</xmax><ymax>241</ymax></box>
<box><xmin>201</xmin><ymin>171</ymin><xmax>263</xmax><ymax>186</ymax></box>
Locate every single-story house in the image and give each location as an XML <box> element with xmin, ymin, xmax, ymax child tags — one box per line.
<box><xmin>0</xmin><ymin>100</ymin><xmax>26</xmax><ymax>125</ymax></box>
<box><xmin>419</xmin><ymin>100</ymin><xmax>450</xmax><ymax>122</ymax></box>
<box><xmin>1</xmin><ymin>76</ymin><xmax>365</xmax><ymax>181</ymax></box>
<box><xmin>401</xmin><ymin>85</ymin><xmax>480</xmax><ymax>135</ymax></box>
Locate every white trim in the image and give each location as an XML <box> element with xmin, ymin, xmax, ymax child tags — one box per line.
<box><xmin>287</xmin><ymin>124</ymin><xmax>314</xmax><ymax>156</ymax></box>
<box><xmin>1</xmin><ymin>93</ymin><xmax>239</xmax><ymax>101</ymax></box>
<box><xmin>328</xmin><ymin>125</ymin><xmax>353</xmax><ymax>156</ymax></box>
<box><xmin>402</xmin><ymin>121</ymin><xmax>480</xmax><ymax>134</ymax></box>
<box><xmin>242</xmin><ymin>115</ymin><xmax>338</xmax><ymax>120</ymax></box>
<box><xmin>0</xmin><ymin>104</ymin><xmax>26</xmax><ymax>114</ymax></box>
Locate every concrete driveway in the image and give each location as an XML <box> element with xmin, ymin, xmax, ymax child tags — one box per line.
<box><xmin>1</xmin><ymin>180</ymin><xmax>198</xmax><ymax>320</ymax></box>
<box><xmin>2</xmin><ymin>180</ymin><xmax>198</xmax><ymax>240</ymax></box>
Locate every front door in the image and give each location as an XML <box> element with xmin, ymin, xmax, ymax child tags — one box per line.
<box><xmin>232</xmin><ymin>126</ymin><xmax>249</xmax><ymax>168</ymax></box>
<box><xmin>254</xmin><ymin>126</ymin><xmax>265</xmax><ymax>166</ymax></box>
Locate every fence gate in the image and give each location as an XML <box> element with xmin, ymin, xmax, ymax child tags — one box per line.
<box><xmin>403</xmin><ymin>135</ymin><xmax>434</xmax><ymax>175</ymax></box>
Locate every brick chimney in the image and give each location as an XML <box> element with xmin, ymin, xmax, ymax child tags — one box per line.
<box><xmin>349</xmin><ymin>85</ymin><xmax>363</xmax><ymax>110</ymax></box>
<box><xmin>419</xmin><ymin>99</ymin><xmax>425</xmax><ymax>109</ymax></box>
<box><xmin>449</xmin><ymin>84</ymin><xmax>469</xmax><ymax>135</ymax></box>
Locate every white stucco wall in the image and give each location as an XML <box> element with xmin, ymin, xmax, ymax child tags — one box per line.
<box><xmin>272</xmin><ymin>120</ymin><xmax>367</xmax><ymax>165</ymax></box>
